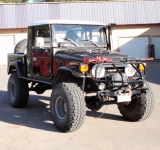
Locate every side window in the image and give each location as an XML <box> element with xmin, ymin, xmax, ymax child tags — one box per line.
<box><xmin>34</xmin><ymin>26</ymin><xmax>51</xmax><ymax>47</ymax></box>
<box><xmin>54</xmin><ymin>28</ymin><xmax>66</xmax><ymax>42</ymax></box>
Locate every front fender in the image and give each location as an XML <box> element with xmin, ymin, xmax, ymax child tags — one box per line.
<box><xmin>52</xmin><ymin>66</ymin><xmax>91</xmax><ymax>86</ymax></box>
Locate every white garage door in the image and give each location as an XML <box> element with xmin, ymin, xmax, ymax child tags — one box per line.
<box><xmin>152</xmin><ymin>37</ymin><xmax>160</xmax><ymax>59</ymax></box>
<box><xmin>0</xmin><ymin>36</ymin><xmax>15</xmax><ymax>64</ymax></box>
<box><xmin>119</xmin><ymin>37</ymin><xmax>148</xmax><ymax>59</ymax></box>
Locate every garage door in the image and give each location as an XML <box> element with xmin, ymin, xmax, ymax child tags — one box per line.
<box><xmin>152</xmin><ymin>37</ymin><xmax>160</xmax><ymax>59</ymax></box>
<box><xmin>119</xmin><ymin>37</ymin><xmax>148</xmax><ymax>59</ymax></box>
<box><xmin>0</xmin><ymin>36</ymin><xmax>15</xmax><ymax>64</ymax></box>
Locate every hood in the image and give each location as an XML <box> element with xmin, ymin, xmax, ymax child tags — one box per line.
<box><xmin>54</xmin><ymin>49</ymin><xmax>136</xmax><ymax>63</ymax></box>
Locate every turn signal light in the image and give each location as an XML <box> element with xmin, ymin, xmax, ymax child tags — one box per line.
<box><xmin>138</xmin><ymin>63</ymin><xmax>146</xmax><ymax>71</ymax></box>
<box><xmin>79</xmin><ymin>63</ymin><xmax>89</xmax><ymax>73</ymax></box>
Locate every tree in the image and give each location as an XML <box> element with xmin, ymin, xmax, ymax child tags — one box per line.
<box><xmin>0</xmin><ymin>0</ymin><xmax>23</xmax><ymax>3</ymax></box>
<box><xmin>25</xmin><ymin>0</ymin><xmax>107</xmax><ymax>2</ymax></box>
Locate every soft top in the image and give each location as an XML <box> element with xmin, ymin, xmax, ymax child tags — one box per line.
<box><xmin>28</xmin><ymin>20</ymin><xmax>105</xmax><ymax>26</ymax></box>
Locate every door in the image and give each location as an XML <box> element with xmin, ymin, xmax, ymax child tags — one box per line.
<box><xmin>31</xmin><ymin>25</ymin><xmax>52</xmax><ymax>79</ymax></box>
<box><xmin>0</xmin><ymin>35</ymin><xmax>14</xmax><ymax>64</ymax></box>
<box><xmin>119</xmin><ymin>37</ymin><xmax>148</xmax><ymax>59</ymax></box>
<box><xmin>152</xmin><ymin>37</ymin><xmax>160</xmax><ymax>59</ymax></box>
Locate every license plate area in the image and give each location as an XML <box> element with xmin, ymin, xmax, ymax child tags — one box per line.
<box><xmin>117</xmin><ymin>94</ymin><xmax>131</xmax><ymax>103</ymax></box>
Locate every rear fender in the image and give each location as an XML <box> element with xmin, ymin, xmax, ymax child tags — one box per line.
<box><xmin>8</xmin><ymin>61</ymin><xmax>25</xmax><ymax>78</ymax></box>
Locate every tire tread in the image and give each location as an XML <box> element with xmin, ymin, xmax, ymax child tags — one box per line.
<box><xmin>8</xmin><ymin>73</ymin><xmax>29</xmax><ymax>108</ymax></box>
<box><xmin>14</xmin><ymin>39</ymin><xmax>27</xmax><ymax>54</ymax></box>
<box><xmin>50</xmin><ymin>83</ymin><xmax>86</xmax><ymax>132</ymax></box>
<box><xmin>118</xmin><ymin>81</ymin><xmax>154</xmax><ymax>122</ymax></box>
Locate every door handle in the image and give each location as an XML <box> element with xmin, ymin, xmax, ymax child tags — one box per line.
<box><xmin>33</xmin><ymin>57</ymin><xmax>37</xmax><ymax>61</ymax></box>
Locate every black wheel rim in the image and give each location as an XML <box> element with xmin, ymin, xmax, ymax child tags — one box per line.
<box><xmin>55</xmin><ymin>96</ymin><xmax>67</xmax><ymax>119</ymax></box>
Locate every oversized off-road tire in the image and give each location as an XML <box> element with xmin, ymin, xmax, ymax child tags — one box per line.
<box><xmin>50</xmin><ymin>83</ymin><xmax>86</xmax><ymax>132</ymax></box>
<box><xmin>117</xmin><ymin>81</ymin><xmax>154</xmax><ymax>121</ymax></box>
<box><xmin>7</xmin><ymin>73</ymin><xmax>29</xmax><ymax>108</ymax></box>
<box><xmin>14</xmin><ymin>39</ymin><xmax>27</xmax><ymax>54</ymax></box>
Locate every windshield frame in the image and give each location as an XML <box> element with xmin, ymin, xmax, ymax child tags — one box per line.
<box><xmin>51</xmin><ymin>24</ymin><xmax>107</xmax><ymax>48</ymax></box>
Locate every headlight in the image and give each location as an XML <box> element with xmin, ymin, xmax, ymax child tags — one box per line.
<box><xmin>125</xmin><ymin>64</ymin><xmax>136</xmax><ymax>77</ymax></box>
<box><xmin>92</xmin><ymin>64</ymin><xmax>105</xmax><ymax>78</ymax></box>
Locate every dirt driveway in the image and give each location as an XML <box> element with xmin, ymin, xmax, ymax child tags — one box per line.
<box><xmin>0</xmin><ymin>61</ymin><xmax>160</xmax><ymax>150</ymax></box>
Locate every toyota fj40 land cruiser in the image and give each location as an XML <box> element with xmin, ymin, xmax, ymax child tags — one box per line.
<box><xmin>7</xmin><ymin>20</ymin><xmax>154</xmax><ymax>132</ymax></box>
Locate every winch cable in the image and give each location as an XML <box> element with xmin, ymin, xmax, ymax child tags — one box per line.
<box><xmin>95</xmin><ymin>105</ymin><xmax>108</xmax><ymax>118</ymax></box>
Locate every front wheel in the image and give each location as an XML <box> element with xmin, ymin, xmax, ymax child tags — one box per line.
<box><xmin>117</xmin><ymin>82</ymin><xmax>154</xmax><ymax>121</ymax></box>
<box><xmin>50</xmin><ymin>83</ymin><xmax>86</xmax><ymax>132</ymax></box>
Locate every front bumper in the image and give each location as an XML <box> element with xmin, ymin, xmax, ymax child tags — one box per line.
<box><xmin>96</xmin><ymin>87</ymin><xmax>148</xmax><ymax>103</ymax></box>
<box><xmin>94</xmin><ymin>61</ymin><xmax>145</xmax><ymax>92</ymax></box>
<box><xmin>97</xmin><ymin>87</ymin><xmax>148</xmax><ymax>97</ymax></box>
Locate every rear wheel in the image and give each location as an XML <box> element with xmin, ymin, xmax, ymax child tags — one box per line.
<box><xmin>117</xmin><ymin>82</ymin><xmax>154</xmax><ymax>121</ymax></box>
<box><xmin>50</xmin><ymin>83</ymin><xmax>86</xmax><ymax>132</ymax></box>
<box><xmin>8</xmin><ymin>73</ymin><xmax>29</xmax><ymax>108</ymax></box>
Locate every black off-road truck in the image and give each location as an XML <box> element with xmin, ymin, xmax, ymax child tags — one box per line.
<box><xmin>7</xmin><ymin>20</ymin><xmax>154</xmax><ymax>132</ymax></box>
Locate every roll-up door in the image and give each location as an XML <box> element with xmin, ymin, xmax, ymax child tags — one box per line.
<box><xmin>119</xmin><ymin>37</ymin><xmax>148</xmax><ymax>59</ymax></box>
<box><xmin>0</xmin><ymin>36</ymin><xmax>14</xmax><ymax>64</ymax></box>
<box><xmin>152</xmin><ymin>37</ymin><xmax>160</xmax><ymax>59</ymax></box>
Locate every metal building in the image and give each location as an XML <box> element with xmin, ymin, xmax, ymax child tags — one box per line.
<box><xmin>0</xmin><ymin>1</ymin><xmax>160</xmax><ymax>64</ymax></box>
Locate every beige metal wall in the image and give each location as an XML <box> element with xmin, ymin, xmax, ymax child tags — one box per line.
<box><xmin>0</xmin><ymin>24</ymin><xmax>160</xmax><ymax>64</ymax></box>
<box><xmin>112</xmin><ymin>24</ymin><xmax>160</xmax><ymax>51</ymax></box>
<box><xmin>0</xmin><ymin>28</ymin><xmax>27</xmax><ymax>65</ymax></box>
<box><xmin>0</xmin><ymin>28</ymin><xmax>27</xmax><ymax>45</ymax></box>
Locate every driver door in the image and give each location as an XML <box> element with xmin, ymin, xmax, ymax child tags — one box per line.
<box><xmin>31</xmin><ymin>25</ymin><xmax>52</xmax><ymax>79</ymax></box>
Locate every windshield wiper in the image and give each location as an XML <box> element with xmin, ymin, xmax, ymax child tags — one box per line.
<box><xmin>60</xmin><ymin>37</ymin><xmax>78</xmax><ymax>47</ymax></box>
<box><xmin>81</xmin><ymin>39</ymin><xmax>101</xmax><ymax>47</ymax></box>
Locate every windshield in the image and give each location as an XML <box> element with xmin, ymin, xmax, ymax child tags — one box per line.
<box><xmin>52</xmin><ymin>24</ymin><xmax>107</xmax><ymax>47</ymax></box>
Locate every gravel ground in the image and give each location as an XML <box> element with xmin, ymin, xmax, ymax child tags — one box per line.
<box><xmin>0</xmin><ymin>61</ymin><xmax>160</xmax><ymax>150</ymax></box>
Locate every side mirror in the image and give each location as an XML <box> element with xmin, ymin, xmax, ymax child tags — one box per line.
<box><xmin>58</xmin><ymin>42</ymin><xmax>68</xmax><ymax>48</ymax></box>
